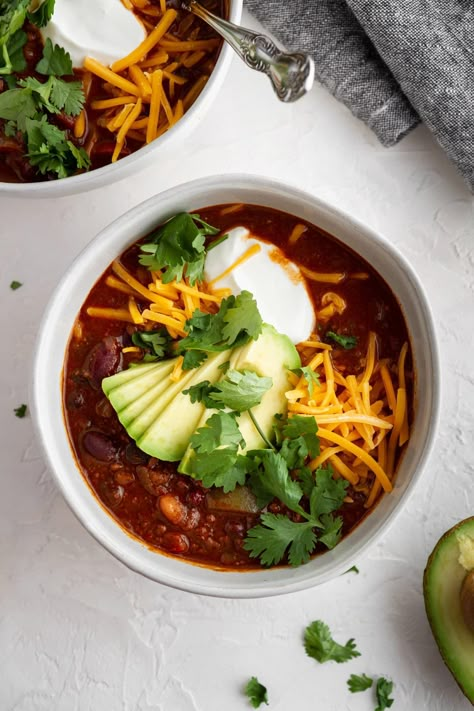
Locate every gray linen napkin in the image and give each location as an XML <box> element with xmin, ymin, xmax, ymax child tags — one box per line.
<box><xmin>245</xmin><ymin>0</ymin><xmax>474</xmax><ymax>190</ymax></box>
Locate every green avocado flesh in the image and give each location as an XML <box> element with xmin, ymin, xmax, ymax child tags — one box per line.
<box><xmin>102</xmin><ymin>324</ymin><xmax>300</xmax><ymax>463</ymax></box>
<box><xmin>423</xmin><ymin>516</ymin><xmax>474</xmax><ymax>705</ymax></box>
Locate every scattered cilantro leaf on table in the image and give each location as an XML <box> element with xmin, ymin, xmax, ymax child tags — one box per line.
<box><xmin>14</xmin><ymin>403</ymin><xmax>27</xmax><ymax>418</ymax></box>
<box><xmin>36</xmin><ymin>37</ymin><xmax>72</xmax><ymax>75</ymax></box>
<box><xmin>139</xmin><ymin>213</ymin><xmax>220</xmax><ymax>284</ymax></box>
<box><xmin>245</xmin><ymin>677</ymin><xmax>269</xmax><ymax>708</ymax></box>
<box><xmin>131</xmin><ymin>328</ymin><xmax>171</xmax><ymax>360</ymax></box>
<box><xmin>304</xmin><ymin>620</ymin><xmax>360</xmax><ymax>664</ymax></box>
<box><xmin>375</xmin><ymin>677</ymin><xmax>394</xmax><ymax>711</ymax></box>
<box><xmin>326</xmin><ymin>330</ymin><xmax>357</xmax><ymax>350</ymax></box>
<box><xmin>347</xmin><ymin>673</ymin><xmax>373</xmax><ymax>693</ymax></box>
<box><xmin>345</xmin><ymin>565</ymin><xmax>359</xmax><ymax>574</ymax></box>
<box><xmin>28</xmin><ymin>0</ymin><xmax>56</xmax><ymax>29</ymax></box>
<box><xmin>10</xmin><ymin>280</ymin><xmax>22</xmax><ymax>290</ymax></box>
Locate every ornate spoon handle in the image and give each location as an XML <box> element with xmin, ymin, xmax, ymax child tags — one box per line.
<box><xmin>182</xmin><ymin>0</ymin><xmax>315</xmax><ymax>103</ymax></box>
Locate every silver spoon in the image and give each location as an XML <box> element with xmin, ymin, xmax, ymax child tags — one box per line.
<box><xmin>177</xmin><ymin>0</ymin><xmax>315</xmax><ymax>103</ymax></box>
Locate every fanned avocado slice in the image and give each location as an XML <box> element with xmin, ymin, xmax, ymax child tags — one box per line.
<box><xmin>137</xmin><ymin>350</ymin><xmax>232</xmax><ymax>461</ymax></box>
<box><xmin>178</xmin><ymin>324</ymin><xmax>301</xmax><ymax>475</ymax></box>
<box><xmin>102</xmin><ymin>351</ymin><xmax>234</xmax><ymax>461</ymax></box>
<box><xmin>424</xmin><ymin>517</ymin><xmax>474</xmax><ymax>705</ymax></box>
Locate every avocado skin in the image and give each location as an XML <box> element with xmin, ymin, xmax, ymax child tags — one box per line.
<box><xmin>423</xmin><ymin>516</ymin><xmax>474</xmax><ymax>706</ymax></box>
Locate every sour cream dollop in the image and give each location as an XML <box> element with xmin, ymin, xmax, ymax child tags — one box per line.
<box><xmin>204</xmin><ymin>227</ymin><xmax>316</xmax><ymax>344</ymax></box>
<box><xmin>41</xmin><ymin>0</ymin><xmax>146</xmax><ymax>67</ymax></box>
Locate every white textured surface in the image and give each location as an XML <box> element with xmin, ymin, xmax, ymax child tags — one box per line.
<box><xmin>1</xmin><ymin>10</ymin><xmax>473</xmax><ymax>710</ymax></box>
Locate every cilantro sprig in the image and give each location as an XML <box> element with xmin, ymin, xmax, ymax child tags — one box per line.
<box><xmin>375</xmin><ymin>677</ymin><xmax>394</xmax><ymax>711</ymax></box>
<box><xmin>14</xmin><ymin>403</ymin><xmax>27</xmax><ymax>418</ymax></box>
<box><xmin>184</xmin><ymin>369</ymin><xmax>272</xmax><ymax>412</ymax></box>
<box><xmin>131</xmin><ymin>328</ymin><xmax>172</xmax><ymax>360</ymax></box>
<box><xmin>0</xmin><ymin>37</ymin><xmax>89</xmax><ymax>179</ymax></box>
<box><xmin>304</xmin><ymin>620</ymin><xmax>360</xmax><ymax>664</ymax></box>
<box><xmin>245</xmin><ymin>677</ymin><xmax>269</xmax><ymax>708</ymax></box>
<box><xmin>28</xmin><ymin>0</ymin><xmax>56</xmax><ymax>28</ymax></box>
<box><xmin>139</xmin><ymin>213</ymin><xmax>226</xmax><ymax>285</ymax></box>
<box><xmin>179</xmin><ymin>291</ymin><xmax>263</xmax><ymax>369</ymax></box>
<box><xmin>0</xmin><ymin>0</ymin><xmax>30</xmax><ymax>74</ymax></box>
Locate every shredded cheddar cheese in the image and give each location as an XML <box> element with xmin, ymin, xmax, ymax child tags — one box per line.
<box><xmin>291</xmin><ymin>332</ymin><xmax>410</xmax><ymax>503</ymax></box>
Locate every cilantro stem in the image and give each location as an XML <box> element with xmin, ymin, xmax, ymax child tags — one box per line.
<box><xmin>248</xmin><ymin>410</ymin><xmax>276</xmax><ymax>451</ymax></box>
<box><xmin>207</xmin><ymin>233</ymin><xmax>229</xmax><ymax>251</ymax></box>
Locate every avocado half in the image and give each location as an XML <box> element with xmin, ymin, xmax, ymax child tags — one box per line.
<box><xmin>423</xmin><ymin>517</ymin><xmax>474</xmax><ymax>705</ymax></box>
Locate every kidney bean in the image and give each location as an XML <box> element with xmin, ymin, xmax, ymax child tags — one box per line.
<box><xmin>83</xmin><ymin>336</ymin><xmax>122</xmax><ymax>389</ymax></box>
<box><xmin>158</xmin><ymin>495</ymin><xmax>188</xmax><ymax>525</ymax></box>
<box><xmin>82</xmin><ymin>430</ymin><xmax>117</xmax><ymax>462</ymax></box>
<box><xmin>162</xmin><ymin>533</ymin><xmax>189</xmax><ymax>554</ymax></box>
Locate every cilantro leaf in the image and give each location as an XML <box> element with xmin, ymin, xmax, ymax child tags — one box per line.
<box><xmin>14</xmin><ymin>403</ymin><xmax>27</xmax><ymax>418</ymax></box>
<box><xmin>183</xmin><ymin>379</ymin><xmax>220</xmax><ymax>408</ymax></box>
<box><xmin>248</xmin><ymin>451</ymin><xmax>304</xmax><ymax>512</ymax></box>
<box><xmin>19</xmin><ymin>75</ymin><xmax>84</xmax><ymax>116</ymax></box>
<box><xmin>193</xmin><ymin>452</ymin><xmax>249</xmax><ymax>493</ymax></box>
<box><xmin>347</xmin><ymin>673</ymin><xmax>373</xmax><ymax>693</ymax></box>
<box><xmin>36</xmin><ymin>38</ymin><xmax>73</xmax><ymax>76</ymax></box>
<box><xmin>221</xmin><ymin>291</ymin><xmax>262</xmax><ymax>345</ymax></box>
<box><xmin>0</xmin><ymin>87</ymin><xmax>36</xmax><ymax>131</ymax></box>
<box><xmin>25</xmin><ymin>116</ymin><xmax>90</xmax><ymax>178</ymax></box>
<box><xmin>326</xmin><ymin>330</ymin><xmax>357</xmax><ymax>350</ymax></box>
<box><xmin>276</xmin><ymin>414</ymin><xmax>320</xmax><ymax>469</ymax></box>
<box><xmin>187</xmin><ymin>412</ymin><xmax>249</xmax><ymax>492</ymax></box>
<box><xmin>318</xmin><ymin>513</ymin><xmax>344</xmax><ymax>549</ymax></box>
<box><xmin>131</xmin><ymin>328</ymin><xmax>171</xmax><ymax>359</ymax></box>
<box><xmin>182</xmin><ymin>349</ymin><xmax>208</xmax><ymax>370</ymax></box>
<box><xmin>345</xmin><ymin>565</ymin><xmax>359</xmax><ymax>574</ymax></box>
<box><xmin>0</xmin><ymin>0</ymin><xmax>30</xmax><ymax>74</ymax></box>
<box><xmin>209</xmin><ymin>370</ymin><xmax>272</xmax><ymax>412</ymax></box>
<box><xmin>28</xmin><ymin>0</ymin><xmax>55</xmax><ymax>28</ymax></box>
<box><xmin>179</xmin><ymin>291</ymin><xmax>263</xmax><ymax>359</ymax></box>
<box><xmin>244</xmin><ymin>513</ymin><xmax>316</xmax><ymax>567</ymax></box>
<box><xmin>309</xmin><ymin>466</ymin><xmax>348</xmax><ymax>524</ymax></box>
<box><xmin>375</xmin><ymin>677</ymin><xmax>394</xmax><ymax>711</ymax></box>
<box><xmin>304</xmin><ymin>620</ymin><xmax>360</xmax><ymax>664</ymax></box>
<box><xmin>6</xmin><ymin>29</ymin><xmax>26</xmax><ymax>72</ymax></box>
<box><xmin>292</xmin><ymin>365</ymin><xmax>320</xmax><ymax>397</ymax></box>
<box><xmin>10</xmin><ymin>280</ymin><xmax>22</xmax><ymax>290</ymax></box>
<box><xmin>139</xmin><ymin>213</ymin><xmax>219</xmax><ymax>285</ymax></box>
<box><xmin>245</xmin><ymin>677</ymin><xmax>269</xmax><ymax>708</ymax></box>
<box><xmin>190</xmin><ymin>412</ymin><xmax>244</xmax><ymax>454</ymax></box>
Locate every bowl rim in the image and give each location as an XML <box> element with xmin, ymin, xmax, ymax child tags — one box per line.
<box><xmin>31</xmin><ymin>173</ymin><xmax>441</xmax><ymax>597</ymax></box>
<box><xmin>0</xmin><ymin>0</ymin><xmax>243</xmax><ymax>199</ymax></box>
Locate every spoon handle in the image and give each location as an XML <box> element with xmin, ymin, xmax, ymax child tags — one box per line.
<box><xmin>184</xmin><ymin>0</ymin><xmax>315</xmax><ymax>103</ymax></box>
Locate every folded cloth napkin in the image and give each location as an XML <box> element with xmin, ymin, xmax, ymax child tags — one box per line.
<box><xmin>245</xmin><ymin>0</ymin><xmax>474</xmax><ymax>190</ymax></box>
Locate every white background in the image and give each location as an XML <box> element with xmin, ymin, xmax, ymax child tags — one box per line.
<box><xmin>2</xmin><ymin>9</ymin><xmax>473</xmax><ymax>711</ymax></box>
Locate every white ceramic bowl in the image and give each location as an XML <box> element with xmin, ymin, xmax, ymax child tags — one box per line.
<box><xmin>1</xmin><ymin>1</ymin><xmax>242</xmax><ymax>199</ymax></box>
<box><xmin>32</xmin><ymin>174</ymin><xmax>440</xmax><ymax>597</ymax></box>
